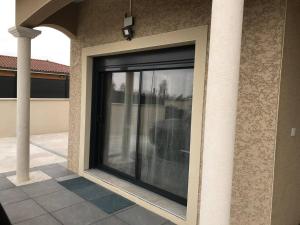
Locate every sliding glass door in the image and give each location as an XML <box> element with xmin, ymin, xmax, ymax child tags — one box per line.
<box><xmin>90</xmin><ymin>46</ymin><xmax>195</xmax><ymax>204</ymax></box>
<box><xmin>101</xmin><ymin>72</ymin><xmax>140</xmax><ymax>177</ymax></box>
<box><xmin>139</xmin><ymin>69</ymin><xmax>193</xmax><ymax>199</ymax></box>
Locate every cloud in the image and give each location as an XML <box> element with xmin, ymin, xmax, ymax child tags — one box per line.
<box><xmin>0</xmin><ymin>1</ymin><xmax>70</xmax><ymax>65</ymax></box>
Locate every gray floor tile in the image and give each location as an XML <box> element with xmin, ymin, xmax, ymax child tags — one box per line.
<box><xmin>1</xmin><ymin>167</ymin><xmax>38</xmax><ymax>178</ymax></box>
<box><xmin>34</xmin><ymin>189</ymin><xmax>84</xmax><ymax>212</ymax></box>
<box><xmin>116</xmin><ymin>206</ymin><xmax>166</xmax><ymax>225</ymax></box>
<box><xmin>21</xmin><ymin>179</ymin><xmax>64</xmax><ymax>198</ymax></box>
<box><xmin>73</xmin><ymin>184</ymin><xmax>113</xmax><ymax>201</ymax></box>
<box><xmin>3</xmin><ymin>199</ymin><xmax>46</xmax><ymax>224</ymax></box>
<box><xmin>90</xmin><ymin>194</ymin><xmax>134</xmax><ymax>214</ymax></box>
<box><xmin>0</xmin><ymin>177</ymin><xmax>14</xmax><ymax>191</ymax></box>
<box><xmin>59</xmin><ymin>161</ymin><xmax>68</xmax><ymax>168</ymax></box>
<box><xmin>52</xmin><ymin>201</ymin><xmax>108</xmax><ymax>225</ymax></box>
<box><xmin>39</xmin><ymin>164</ymin><xmax>74</xmax><ymax>179</ymax></box>
<box><xmin>0</xmin><ymin>187</ymin><xmax>28</xmax><ymax>205</ymax></box>
<box><xmin>92</xmin><ymin>216</ymin><xmax>128</xmax><ymax>225</ymax></box>
<box><xmin>15</xmin><ymin>214</ymin><xmax>61</xmax><ymax>225</ymax></box>
<box><xmin>1</xmin><ymin>171</ymin><xmax>16</xmax><ymax>177</ymax></box>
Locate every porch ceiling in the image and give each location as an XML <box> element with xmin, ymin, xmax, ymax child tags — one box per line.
<box><xmin>16</xmin><ymin>0</ymin><xmax>78</xmax><ymax>38</ymax></box>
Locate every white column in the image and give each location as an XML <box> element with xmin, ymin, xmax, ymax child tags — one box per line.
<box><xmin>8</xmin><ymin>26</ymin><xmax>41</xmax><ymax>183</ymax></box>
<box><xmin>199</xmin><ymin>0</ymin><xmax>244</xmax><ymax>225</ymax></box>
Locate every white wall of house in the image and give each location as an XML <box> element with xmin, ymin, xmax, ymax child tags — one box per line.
<box><xmin>0</xmin><ymin>98</ymin><xmax>69</xmax><ymax>137</ymax></box>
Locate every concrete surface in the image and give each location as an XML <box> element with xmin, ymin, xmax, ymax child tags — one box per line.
<box><xmin>0</xmin><ymin>132</ymin><xmax>68</xmax><ymax>173</ymax></box>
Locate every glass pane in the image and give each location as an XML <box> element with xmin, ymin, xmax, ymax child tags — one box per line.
<box><xmin>139</xmin><ymin>69</ymin><xmax>193</xmax><ymax>199</ymax></box>
<box><xmin>102</xmin><ymin>72</ymin><xmax>140</xmax><ymax>177</ymax></box>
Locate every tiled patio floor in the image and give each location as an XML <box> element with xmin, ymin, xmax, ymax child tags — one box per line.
<box><xmin>0</xmin><ymin>164</ymin><xmax>175</xmax><ymax>225</ymax></box>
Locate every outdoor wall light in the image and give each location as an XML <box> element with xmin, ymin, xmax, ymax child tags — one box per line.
<box><xmin>122</xmin><ymin>15</ymin><xmax>134</xmax><ymax>41</ymax></box>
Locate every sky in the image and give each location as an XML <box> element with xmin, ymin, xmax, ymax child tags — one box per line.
<box><xmin>0</xmin><ymin>1</ymin><xmax>70</xmax><ymax>65</ymax></box>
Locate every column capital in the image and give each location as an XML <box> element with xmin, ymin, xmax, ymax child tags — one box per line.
<box><xmin>8</xmin><ymin>26</ymin><xmax>41</xmax><ymax>39</ymax></box>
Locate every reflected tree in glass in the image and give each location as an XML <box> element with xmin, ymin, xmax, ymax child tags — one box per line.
<box><xmin>139</xmin><ymin>69</ymin><xmax>193</xmax><ymax>199</ymax></box>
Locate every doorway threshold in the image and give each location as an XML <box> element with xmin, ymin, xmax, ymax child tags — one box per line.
<box><xmin>83</xmin><ymin>169</ymin><xmax>187</xmax><ymax>220</ymax></box>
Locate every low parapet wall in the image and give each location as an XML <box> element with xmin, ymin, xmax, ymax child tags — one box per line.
<box><xmin>0</xmin><ymin>98</ymin><xmax>69</xmax><ymax>137</ymax></box>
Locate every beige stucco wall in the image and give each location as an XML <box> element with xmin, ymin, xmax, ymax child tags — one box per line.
<box><xmin>0</xmin><ymin>99</ymin><xmax>69</xmax><ymax>137</ymax></box>
<box><xmin>66</xmin><ymin>0</ymin><xmax>286</xmax><ymax>224</ymax></box>
<box><xmin>230</xmin><ymin>0</ymin><xmax>286</xmax><ymax>225</ymax></box>
<box><xmin>67</xmin><ymin>0</ymin><xmax>211</xmax><ymax>173</ymax></box>
<box><xmin>271</xmin><ymin>0</ymin><xmax>300</xmax><ymax>224</ymax></box>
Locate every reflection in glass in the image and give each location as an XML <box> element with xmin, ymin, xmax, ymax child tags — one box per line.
<box><xmin>102</xmin><ymin>72</ymin><xmax>140</xmax><ymax>176</ymax></box>
<box><xmin>100</xmin><ymin>69</ymin><xmax>193</xmax><ymax>200</ymax></box>
<box><xmin>139</xmin><ymin>69</ymin><xmax>193</xmax><ymax>198</ymax></box>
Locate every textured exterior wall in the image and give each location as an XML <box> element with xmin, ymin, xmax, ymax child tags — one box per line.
<box><xmin>67</xmin><ymin>0</ymin><xmax>212</xmax><ymax>182</ymax></box>
<box><xmin>230</xmin><ymin>1</ymin><xmax>286</xmax><ymax>225</ymax></box>
<box><xmin>66</xmin><ymin>0</ymin><xmax>286</xmax><ymax>224</ymax></box>
<box><xmin>271</xmin><ymin>0</ymin><xmax>300</xmax><ymax>224</ymax></box>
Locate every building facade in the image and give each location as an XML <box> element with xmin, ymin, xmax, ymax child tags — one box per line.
<box><xmin>10</xmin><ymin>0</ymin><xmax>300</xmax><ymax>225</ymax></box>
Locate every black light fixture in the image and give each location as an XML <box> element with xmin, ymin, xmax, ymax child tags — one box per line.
<box><xmin>122</xmin><ymin>15</ymin><xmax>134</xmax><ymax>41</ymax></box>
<box><xmin>122</xmin><ymin>0</ymin><xmax>134</xmax><ymax>41</ymax></box>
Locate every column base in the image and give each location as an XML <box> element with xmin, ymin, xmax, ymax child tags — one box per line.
<box><xmin>7</xmin><ymin>171</ymin><xmax>51</xmax><ymax>186</ymax></box>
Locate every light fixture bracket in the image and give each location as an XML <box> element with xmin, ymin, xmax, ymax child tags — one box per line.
<box><xmin>122</xmin><ymin>15</ymin><xmax>134</xmax><ymax>41</ymax></box>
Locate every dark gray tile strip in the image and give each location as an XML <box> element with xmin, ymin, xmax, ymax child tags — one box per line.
<box><xmin>59</xmin><ymin>177</ymin><xmax>135</xmax><ymax>214</ymax></box>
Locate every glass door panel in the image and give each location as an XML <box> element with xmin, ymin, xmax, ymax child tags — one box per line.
<box><xmin>102</xmin><ymin>72</ymin><xmax>140</xmax><ymax>177</ymax></box>
<box><xmin>91</xmin><ymin>46</ymin><xmax>196</xmax><ymax>204</ymax></box>
<box><xmin>139</xmin><ymin>69</ymin><xmax>193</xmax><ymax>199</ymax></box>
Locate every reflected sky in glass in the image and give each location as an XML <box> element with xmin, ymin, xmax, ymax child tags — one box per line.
<box><xmin>112</xmin><ymin>70</ymin><xmax>193</xmax><ymax>98</ymax></box>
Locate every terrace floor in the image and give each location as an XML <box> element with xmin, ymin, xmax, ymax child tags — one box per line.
<box><xmin>0</xmin><ymin>164</ymin><xmax>174</xmax><ymax>225</ymax></box>
<box><xmin>0</xmin><ymin>133</ymin><xmax>174</xmax><ymax>225</ymax></box>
